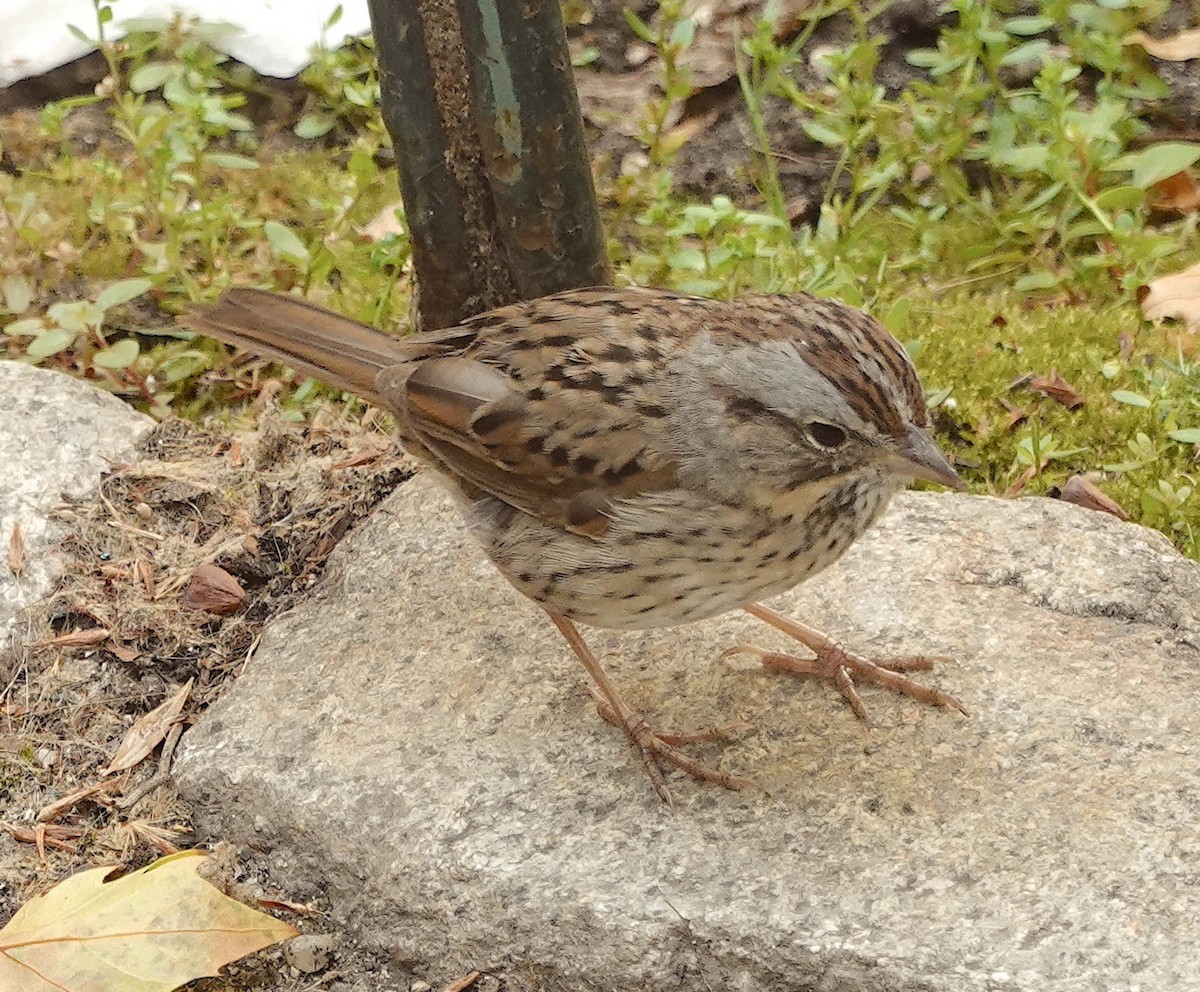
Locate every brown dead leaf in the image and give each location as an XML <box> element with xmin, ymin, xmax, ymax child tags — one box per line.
<box><xmin>1151</xmin><ymin>171</ymin><xmax>1200</xmax><ymax>215</ymax></box>
<box><xmin>1124</xmin><ymin>27</ymin><xmax>1200</xmax><ymax>61</ymax></box>
<box><xmin>183</xmin><ymin>564</ymin><xmax>245</xmax><ymax>614</ymax></box>
<box><xmin>107</xmin><ymin>641</ymin><xmax>142</xmax><ymax>663</ymax></box>
<box><xmin>136</xmin><ymin>559</ymin><xmax>155</xmax><ymax>598</ymax></box>
<box><xmin>1142</xmin><ymin>261</ymin><xmax>1200</xmax><ymax>333</ymax></box>
<box><xmin>444</xmin><ymin>972</ymin><xmax>483</xmax><ymax>992</ymax></box>
<box><xmin>1030</xmin><ymin>370</ymin><xmax>1085</xmax><ymax>409</ymax></box>
<box><xmin>121</xmin><ymin>819</ymin><xmax>185</xmax><ymax>855</ymax></box>
<box><xmin>1058</xmin><ymin>476</ymin><xmax>1130</xmax><ymax>521</ymax></box>
<box><xmin>38</xmin><ymin>782</ymin><xmax>118</xmax><ymax>823</ymax></box>
<box><xmin>102</xmin><ymin>678</ymin><xmax>193</xmax><ymax>775</ymax></box>
<box><xmin>997</xmin><ymin>397</ymin><xmax>1028</xmax><ymax>429</ymax></box>
<box><xmin>1002</xmin><ymin>464</ymin><xmax>1037</xmax><ymax>498</ymax></box>
<box><xmin>7</xmin><ymin>522</ymin><xmax>24</xmax><ymax>577</ymax></box>
<box><xmin>33</xmin><ymin>628</ymin><xmax>111</xmax><ymax>649</ymax></box>
<box><xmin>330</xmin><ymin>437</ymin><xmax>391</xmax><ymax>470</ymax></box>
<box><xmin>6</xmin><ymin>822</ymin><xmax>85</xmax><ymax>857</ymax></box>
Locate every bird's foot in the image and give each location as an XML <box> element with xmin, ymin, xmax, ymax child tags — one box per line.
<box><xmin>733</xmin><ymin>602</ymin><xmax>967</xmax><ymax>722</ymax></box>
<box><xmin>591</xmin><ymin>691</ymin><xmax>756</xmax><ymax>802</ymax></box>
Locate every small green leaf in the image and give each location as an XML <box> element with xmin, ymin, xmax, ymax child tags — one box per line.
<box><xmin>294</xmin><ymin>114</ymin><xmax>335</xmax><ymax>140</ymax></box>
<box><xmin>47</xmin><ymin>300</ymin><xmax>103</xmax><ymax>332</ymax></box>
<box><xmin>999</xmin><ymin>40</ymin><xmax>1050</xmax><ymax>66</ymax></box>
<box><xmin>205</xmin><ymin>153</ymin><xmax>260</xmax><ymax>170</ymax></box>
<box><xmin>666</xmin><ymin>248</ymin><xmax>705</xmax><ymax>271</ymax></box>
<box><xmin>3</xmin><ymin>318</ymin><xmax>47</xmax><ymax>337</ymax></box>
<box><xmin>1168</xmin><ymin>428</ymin><xmax>1200</xmax><ymax>445</ymax></box>
<box><xmin>1001</xmin><ymin>146</ymin><xmax>1050</xmax><ymax>173</ymax></box>
<box><xmin>1106</xmin><ymin>143</ymin><xmax>1200</xmax><ymax>189</ymax></box>
<box><xmin>1004</xmin><ymin>15</ymin><xmax>1053</xmax><ymax>35</ymax></box>
<box><xmin>622</xmin><ymin>8</ymin><xmax>656</xmax><ymax>44</ymax></box>
<box><xmin>264</xmin><ymin>221</ymin><xmax>311</xmax><ymax>263</ymax></box>
<box><xmin>3</xmin><ymin>275</ymin><xmax>33</xmax><ymax>315</ymax></box>
<box><xmin>669</xmin><ymin>17</ymin><xmax>695</xmax><ymax>48</ymax></box>
<box><xmin>1013</xmin><ymin>270</ymin><xmax>1059</xmax><ymax>292</ymax></box>
<box><xmin>96</xmin><ymin>278</ymin><xmax>152</xmax><ymax>312</ymax></box>
<box><xmin>93</xmin><ymin>339</ymin><xmax>140</xmax><ymax>369</ymax></box>
<box><xmin>27</xmin><ymin>328</ymin><xmax>76</xmax><ymax>360</ymax></box>
<box><xmin>905</xmin><ymin>49</ymin><xmax>942</xmax><ymax>68</ymax></box>
<box><xmin>802</xmin><ymin>121</ymin><xmax>843</xmax><ymax>147</ymax></box>
<box><xmin>881</xmin><ymin>297</ymin><xmax>913</xmax><ymax>335</ymax></box>
<box><xmin>129</xmin><ymin>62</ymin><xmax>176</xmax><ymax>93</ymax></box>
<box><xmin>1111</xmin><ymin>390</ymin><xmax>1152</xmax><ymax>408</ymax></box>
<box><xmin>1092</xmin><ymin>186</ymin><xmax>1145</xmax><ymax>212</ymax></box>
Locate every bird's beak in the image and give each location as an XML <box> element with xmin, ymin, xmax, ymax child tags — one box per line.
<box><xmin>896</xmin><ymin>426</ymin><xmax>963</xmax><ymax>490</ymax></box>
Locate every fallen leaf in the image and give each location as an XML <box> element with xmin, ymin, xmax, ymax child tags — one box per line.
<box><xmin>1142</xmin><ymin>261</ymin><xmax>1200</xmax><ymax>333</ymax></box>
<box><xmin>107</xmin><ymin>641</ymin><xmax>142</xmax><ymax>663</ymax></box>
<box><xmin>7</xmin><ymin>522</ymin><xmax>23</xmax><ymax>577</ymax></box>
<box><xmin>103</xmin><ymin>678</ymin><xmax>193</xmax><ymax>775</ymax></box>
<box><xmin>137</xmin><ymin>559</ymin><xmax>156</xmax><ymax>597</ymax></box>
<box><xmin>444</xmin><ymin>972</ymin><xmax>483</xmax><ymax>992</ymax></box>
<box><xmin>357</xmin><ymin>202</ymin><xmax>405</xmax><ymax>241</ymax></box>
<box><xmin>1124</xmin><ymin>27</ymin><xmax>1200</xmax><ymax>61</ymax></box>
<box><xmin>121</xmin><ymin>819</ymin><xmax>186</xmax><ymax>856</ymax></box>
<box><xmin>330</xmin><ymin>437</ymin><xmax>391</xmax><ymax>469</ymax></box>
<box><xmin>1030</xmin><ymin>370</ymin><xmax>1085</xmax><ymax>409</ymax></box>
<box><xmin>998</xmin><ymin>397</ymin><xmax>1028</xmax><ymax>429</ymax></box>
<box><xmin>1151</xmin><ymin>170</ymin><xmax>1200</xmax><ymax>214</ymax></box>
<box><xmin>37</xmin><ymin>782</ymin><xmax>117</xmax><ymax>823</ymax></box>
<box><xmin>183</xmin><ymin>564</ymin><xmax>245</xmax><ymax>614</ymax></box>
<box><xmin>33</xmin><ymin>628</ymin><xmax>111</xmax><ymax>649</ymax></box>
<box><xmin>1057</xmin><ymin>476</ymin><xmax>1130</xmax><ymax>520</ymax></box>
<box><xmin>0</xmin><ymin>849</ymin><xmax>298</xmax><ymax>992</ymax></box>
<box><xmin>6</xmin><ymin>823</ymin><xmax>85</xmax><ymax>858</ymax></box>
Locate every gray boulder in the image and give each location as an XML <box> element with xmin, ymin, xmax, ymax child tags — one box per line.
<box><xmin>0</xmin><ymin>362</ymin><xmax>152</xmax><ymax>636</ymax></box>
<box><xmin>176</xmin><ymin>472</ymin><xmax>1200</xmax><ymax>991</ymax></box>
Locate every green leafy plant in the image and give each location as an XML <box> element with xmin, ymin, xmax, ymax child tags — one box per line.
<box><xmin>4</xmin><ymin>278</ymin><xmax>151</xmax><ymax>371</ymax></box>
<box><xmin>737</xmin><ymin>0</ymin><xmax>1187</xmax><ymax>297</ymax></box>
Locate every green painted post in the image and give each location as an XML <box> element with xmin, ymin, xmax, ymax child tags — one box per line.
<box><xmin>365</xmin><ymin>0</ymin><xmax>611</xmax><ymax>330</ymax></box>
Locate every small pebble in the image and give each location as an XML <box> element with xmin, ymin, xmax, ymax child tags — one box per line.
<box><xmin>284</xmin><ymin>932</ymin><xmax>339</xmax><ymax>973</ymax></box>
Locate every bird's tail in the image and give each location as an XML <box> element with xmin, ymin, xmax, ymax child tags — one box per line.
<box><xmin>181</xmin><ymin>288</ymin><xmax>411</xmax><ymax>408</ymax></box>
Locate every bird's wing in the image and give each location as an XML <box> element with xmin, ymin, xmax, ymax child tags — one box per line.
<box><xmin>377</xmin><ymin>289</ymin><xmax>686</xmax><ymax>538</ymax></box>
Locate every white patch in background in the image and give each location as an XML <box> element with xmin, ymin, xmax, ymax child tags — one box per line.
<box><xmin>0</xmin><ymin>0</ymin><xmax>372</xmax><ymax>86</ymax></box>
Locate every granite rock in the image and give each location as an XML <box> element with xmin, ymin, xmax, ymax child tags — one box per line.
<box><xmin>0</xmin><ymin>362</ymin><xmax>152</xmax><ymax>637</ymax></box>
<box><xmin>176</xmin><ymin>472</ymin><xmax>1200</xmax><ymax>991</ymax></box>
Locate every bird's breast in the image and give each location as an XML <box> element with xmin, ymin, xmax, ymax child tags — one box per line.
<box><xmin>475</xmin><ymin>471</ymin><xmax>898</xmax><ymax>630</ymax></box>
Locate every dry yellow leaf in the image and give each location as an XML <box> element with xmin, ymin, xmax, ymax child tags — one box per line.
<box><xmin>1142</xmin><ymin>261</ymin><xmax>1200</xmax><ymax>333</ymax></box>
<box><xmin>0</xmin><ymin>850</ymin><xmax>298</xmax><ymax>992</ymax></box>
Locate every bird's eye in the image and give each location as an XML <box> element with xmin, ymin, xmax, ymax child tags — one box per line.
<box><xmin>805</xmin><ymin>421</ymin><xmax>848</xmax><ymax>449</ymax></box>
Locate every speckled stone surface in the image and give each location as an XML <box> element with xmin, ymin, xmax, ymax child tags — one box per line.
<box><xmin>176</xmin><ymin>472</ymin><xmax>1200</xmax><ymax>991</ymax></box>
<box><xmin>0</xmin><ymin>362</ymin><xmax>152</xmax><ymax>634</ymax></box>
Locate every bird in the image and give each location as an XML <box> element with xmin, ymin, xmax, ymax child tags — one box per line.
<box><xmin>182</xmin><ymin>285</ymin><xmax>965</xmax><ymax>802</ymax></box>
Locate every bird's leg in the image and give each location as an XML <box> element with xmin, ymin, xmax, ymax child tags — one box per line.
<box><xmin>546</xmin><ymin>612</ymin><xmax>755</xmax><ymax>803</ymax></box>
<box><xmin>730</xmin><ymin>602</ymin><xmax>967</xmax><ymax>722</ymax></box>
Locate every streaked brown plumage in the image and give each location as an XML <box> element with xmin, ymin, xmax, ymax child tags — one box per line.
<box><xmin>183</xmin><ymin>286</ymin><xmax>965</xmax><ymax>801</ymax></box>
